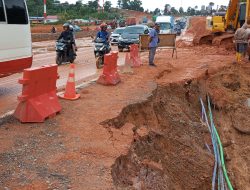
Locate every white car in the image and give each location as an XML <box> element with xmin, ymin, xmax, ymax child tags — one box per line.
<box><xmin>110</xmin><ymin>27</ymin><xmax>125</xmax><ymax>45</ymax></box>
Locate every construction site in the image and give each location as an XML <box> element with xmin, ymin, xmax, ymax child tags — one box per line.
<box><xmin>0</xmin><ymin>0</ymin><xmax>250</xmax><ymax>190</ymax></box>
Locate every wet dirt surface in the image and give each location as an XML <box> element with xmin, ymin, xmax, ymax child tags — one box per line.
<box><xmin>0</xmin><ymin>37</ymin><xmax>131</xmax><ymax>116</ymax></box>
<box><xmin>1</xmin><ymin>42</ymin><xmax>249</xmax><ymax>190</ymax></box>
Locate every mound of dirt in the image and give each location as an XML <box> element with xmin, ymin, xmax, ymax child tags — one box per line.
<box><xmin>117</xmin><ymin>9</ymin><xmax>152</xmax><ymax>23</ymax></box>
<box><xmin>186</xmin><ymin>16</ymin><xmax>210</xmax><ymax>37</ymax></box>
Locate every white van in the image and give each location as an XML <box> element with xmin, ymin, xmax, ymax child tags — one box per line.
<box><xmin>0</xmin><ymin>0</ymin><xmax>32</xmax><ymax>77</ymax></box>
<box><xmin>155</xmin><ymin>16</ymin><xmax>174</xmax><ymax>34</ymax></box>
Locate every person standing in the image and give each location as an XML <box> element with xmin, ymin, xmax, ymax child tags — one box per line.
<box><xmin>148</xmin><ymin>23</ymin><xmax>160</xmax><ymax>67</ymax></box>
<box><xmin>234</xmin><ymin>24</ymin><xmax>248</xmax><ymax>63</ymax></box>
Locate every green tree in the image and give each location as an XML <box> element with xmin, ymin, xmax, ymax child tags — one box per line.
<box><xmin>88</xmin><ymin>0</ymin><xmax>99</xmax><ymax>10</ymax></box>
<box><xmin>187</xmin><ymin>7</ymin><xmax>195</xmax><ymax>16</ymax></box>
<box><xmin>170</xmin><ymin>7</ymin><xmax>178</xmax><ymax>15</ymax></box>
<box><xmin>121</xmin><ymin>0</ymin><xmax>129</xmax><ymax>9</ymax></box>
<box><xmin>117</xmin><ymin>0</ymin><xmax>121</xmax><ymax>8</ymax></box>
<box><xmin>209</xmin><ymin>2</ymin><xmax>215</xmax><ymax>7</ymax></box>
<box><xmin>130</xmin><ymin>0</ymin><xmax>144</xmax><ymax>12</ymax></box>
<box><xmin>153</xmin><ymin>8</ymin><xmax>161</xmax><ymax>15</ymax></box>
<box><xmin>75</xmin><ymin>0</ymin><xmax>83</xmax><ymax>6</ymax></box>
<box><xmin>179</xmin><ymin>7</ymin><xmax>184</xmax><ymax>15</ymax></box>
<box><xmin>164</xmin><ymin>4</ymin><xmax>171</xmax><ymax>15</ymax></box>
<box><xmin>104</xmin><ymin>1</ymin><xmax>112</xmax><ymax>12</ymax></box>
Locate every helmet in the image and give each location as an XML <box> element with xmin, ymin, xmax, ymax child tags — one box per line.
<box><xmin>69</xmin><ymin>25</ymin><xmax>74</xmax><ymax>31</ymax></box>
<box><xmin>63</xmin><ymin>23</ymin><xmax>70</xmax><ymax>28</ymax></box>
<box><xmin>100</xmin><ymin>23</ymin><xmax>107</xmax><ymax>30</ymax></box>
<box><xmin>155</xmin><ymin>23</ymin><xmax>160</xmax><ymax>27</ymax></box>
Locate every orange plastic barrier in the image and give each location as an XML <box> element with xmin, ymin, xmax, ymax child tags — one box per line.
<box><xmin>59</xmin><ymin>64</ymin><xmax>80</xmax><ymax>100</ymax></box>
<box><xmin>130</xmin><ymin>44</ymin><xmax>142</xmax><ymax>67</ymax></box>
<box><xmin>14</xmin><ymin>64</ymin><xmax>62</xmax><ymax>123</ymax></box>
<box><xmin>97</xmin><ymin>52</ymin><xmax>121</xmax><ymax>85</ymax></box>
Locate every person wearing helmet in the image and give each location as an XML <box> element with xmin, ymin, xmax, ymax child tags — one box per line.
<box><xmin>58</xmin><ymin>23</ymin><xmax>74</xmax><ymax>42</ymax></box>
<box><xmin>58</xmin><ymin>23</ymin><xmax>76</xmax><ymax>55</ymax></box>
<box><xmin>95</xmin><ymin>23</ymin><xmax>110</xmax><ymax>44</ymax></box>
<box><xmin>148</xmin><ymin>23</ymin><xmax>160</xmax><ymax>67</ymax></box>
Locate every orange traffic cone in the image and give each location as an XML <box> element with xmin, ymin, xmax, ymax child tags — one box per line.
<box><xmin>59</xmin><ymin>64</ymin><xmax>80</xmax><ymax>100</ymax></box>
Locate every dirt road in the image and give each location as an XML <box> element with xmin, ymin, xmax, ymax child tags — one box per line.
<box><xmin>0</xmin><ymin>38</ymin><xmax>126</xmax><ymax>116</ymax></box>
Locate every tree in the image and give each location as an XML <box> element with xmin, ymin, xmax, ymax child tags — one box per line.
<box><xmin>120</xmin><ymin>0</ymin><xmax>143</xmax><ymax>12</ymax></box>
<box><xmin>76</xmin><ymin>0</ymin><xmax>82</xmax><ymax>6</ymax></box>
<box><xmin>129</xmin><ymin>0</ymin><xmax>144</xmax><ymax>12</ymax></box>
<box><xmin>153</xmin><ymin>8</ymin><xmax>161</xmax><ymax>15</ymax></box>
<box><xmin>170</xmin><ymin>7</ymin><xmax>178</xmax><ymax>15</ymax></box>
<box><xmin>209</xmin><ymin>2</ymin><xmax>215</xmax><ymax>7</ymax></box>
<box><xmin>187</xmin><ymin>7</ymin><xmax>195</xmax><ymax>16</ymax></box>
<box><xmin>164</xmin><ymin>4</ymin><xmax>171</xmax><ymax>15</ymax></box>
<box><xmin>104</xmin><ymin>1</ymin><xmax>112</xmax><ymax>12</ymax></box>
<box><xmin>117</xmin><ymin>0</ymin><xmax>121</xmax><ymax>8</ymax></box>
<box><xmin>121</xmin><ymin>0</ymin><xmax>129</xmax><ymax>9</ymax></box>
<box><xmin>179</xmin><ymin>7</ymin><xmax>184</xmax><ymax>15</ymax></box>
<box><xmin>88</xmin><ymin>0</ymin><xmax>99</xmax><ymax>10</ymax></box>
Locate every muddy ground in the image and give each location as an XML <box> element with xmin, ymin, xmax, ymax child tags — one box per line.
<box><xmin>0</xmin><ymin>44</ymin><xmax>249</xmax><ymax>189</ymax></box>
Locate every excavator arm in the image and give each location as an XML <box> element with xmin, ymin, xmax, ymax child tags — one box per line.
<box><xmin>224</xmin><ymin>0</ymin><xmax>240</xmax><ymax>31</ymax></box>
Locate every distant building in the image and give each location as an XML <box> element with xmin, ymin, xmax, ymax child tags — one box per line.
<box><xmin>46</xmin><ymin>15</ymin><xmax>59</xmax><ymax>23</ymax></box>
<box><xmin>30</xmin><ymin>16</ymin><xmax>44</xmax><ymax>24</ymax></box>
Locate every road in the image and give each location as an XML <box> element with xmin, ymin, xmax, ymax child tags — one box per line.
<box><xmin>0</xmin><ymin>38</ymin><xmax>126</xmax><ymax>116</ymax></box>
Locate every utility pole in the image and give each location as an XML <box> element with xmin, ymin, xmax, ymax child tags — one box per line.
<box><xmin>44</xmin><ymin>0</ymin><xmax>47</xmax><ymax>23</ymax></box>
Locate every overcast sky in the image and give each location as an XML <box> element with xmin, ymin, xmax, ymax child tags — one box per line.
<box><xmin>61</xmin><ymin>0</ymin><xmax>229</xmax><ymax>11</ymax></box>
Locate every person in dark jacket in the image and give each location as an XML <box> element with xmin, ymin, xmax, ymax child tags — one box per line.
<box><xmin>58</xmin><ymin>23</ymin><xmax>76</xmax><ymax>55</ymax></box>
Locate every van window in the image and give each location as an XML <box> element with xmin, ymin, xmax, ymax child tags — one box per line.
<box><xmin>5</xmin><ymin>0</ymin><xmax>28</xmax><ymax>24</ymax></box>
<box><xmin>159</xmin><ymin>23</ymin><xmax>171</xmax><ymax>30</ymax></box>
<box><xmin>0</xmin><ymin>0</ymin><xmax>5</xmax><ymax>22</ymax></box>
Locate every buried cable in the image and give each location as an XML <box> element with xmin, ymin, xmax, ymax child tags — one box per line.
<box><xmin>207</xmin><ymin>96</ymin><xmax>234</xmax><ymax>190</ymax></box>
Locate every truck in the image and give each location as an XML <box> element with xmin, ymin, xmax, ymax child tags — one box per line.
<box><xmin>155</xmin><ymin>16</ymin><xmax>174</xmax><ymax>34</ymax></box>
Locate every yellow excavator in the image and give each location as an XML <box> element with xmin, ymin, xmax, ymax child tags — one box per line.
<box><xmin>194</xmin><ymin>0</ymin><xmax>250</xmax><ymax>46</ymax></box>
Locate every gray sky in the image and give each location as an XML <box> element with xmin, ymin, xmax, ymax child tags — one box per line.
<box><xmin>61</xmin><ymin>0</ymin><xmax>229</xmax><ymax>11</ymax></box>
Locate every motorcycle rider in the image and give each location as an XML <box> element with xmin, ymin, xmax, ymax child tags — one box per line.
<box><xmin>58</xmin><ymin>23</ymin><xmax>76</xmax><ymax>55</ymax></box>
<box><xmin>95</xmin><ymin>23</ymin><xmax>110</xmax><ymax>44</ymax></box>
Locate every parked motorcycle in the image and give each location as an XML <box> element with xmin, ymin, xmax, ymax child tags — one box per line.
<box><xmin>94</xmin><ymin>38</ymin><xmax>111</xmax><ymax>69</ymax></box>
<box><xmin>56</xmin><ymin>39</ymin><xmax>76</xmax><ymax>65</ymax></box>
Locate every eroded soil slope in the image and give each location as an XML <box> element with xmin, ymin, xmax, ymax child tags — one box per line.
<box><xmin>108</xmin><ymin>65</ymin><xmax>250</xmax><ymax>190</ymax></box>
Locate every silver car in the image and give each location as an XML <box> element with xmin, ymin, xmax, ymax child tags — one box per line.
<box><xmin>110</xmin><ymin>27</ymin><xmax>125</xmax><ymax>45</ymax></box>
